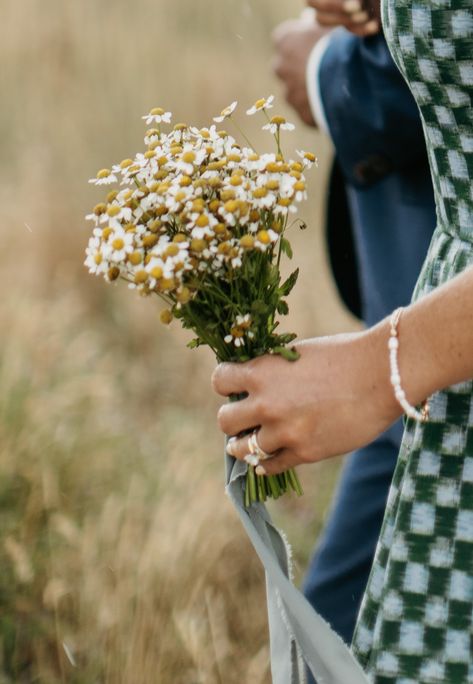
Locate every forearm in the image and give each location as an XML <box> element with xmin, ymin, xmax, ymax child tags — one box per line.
<box><xmin>370</xmin><ymin>265</ymin><xmax>473</xmax><ymax>413</ymax></box>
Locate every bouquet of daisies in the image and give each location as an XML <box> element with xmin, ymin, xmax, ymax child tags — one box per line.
<box><xmin>85</xmin><ymin>97</ymin><xmax>316</xmax><ymax>506</ymax></box>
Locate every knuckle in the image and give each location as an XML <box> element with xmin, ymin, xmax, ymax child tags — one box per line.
<box><xmin>211</xmin><ymin>366</ymin><xmax>221</xmax><ymax>393</ymax></box>
<box><xmin>217</xmin><ymin>405</ymin><xmax>230</xmax><ymax>434</ymax></box>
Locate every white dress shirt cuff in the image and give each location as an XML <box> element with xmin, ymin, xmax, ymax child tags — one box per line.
<box><xmin>305</xmin><ymin>33</ymin><xmax>332</xmax><ymax>136</ymax></box>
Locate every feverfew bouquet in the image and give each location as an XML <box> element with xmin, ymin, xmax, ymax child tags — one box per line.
<box><xmin>85</xmin><ymin>97</ymin><xmax>316</xmax><ymax>506</ymax></box>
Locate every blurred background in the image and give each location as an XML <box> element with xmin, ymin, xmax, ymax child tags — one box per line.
<box><xmin>0</xmin><ymin>1</ymin><xmax>359</xmax><ymax>682</ymax></box>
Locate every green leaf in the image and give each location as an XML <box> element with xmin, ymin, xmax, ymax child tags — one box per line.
<box><xmin>279</xmin><ymin>268</ymin><xmax>299</xmax><ymax>296</ymax></box>
<box><xmin>280</xmin><ymin>238</ymin><xmax>293</xmax><ymax>259</ymax></box>
<box><xmin>251</xmin><ymin>300</ymin><xmax>270</xmax><ymax>315</ymax></box>
<box><xmin>276</xmin><ymin>332</ymin><xmax>297</xmax><ymax>344</ymax></box>
<box><xmin>276</xmin><ymin>300</ymin><xmax>289</xmax><ymax>315</ymax></box>
<box><xmin>271</xmin><ymin>346</ymin><xmax>300</xmax><ymax>362</ymax></box>
<box><xmin>187</xmin><ymin>338</ymin><xmax>201</xmax><ymax>349</ymax></box>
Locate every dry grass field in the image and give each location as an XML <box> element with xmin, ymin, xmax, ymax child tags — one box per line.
<box><xmin>0</xmin><ymin>1</ymin><xmax>359</xmax><ymax>682</ymax></box>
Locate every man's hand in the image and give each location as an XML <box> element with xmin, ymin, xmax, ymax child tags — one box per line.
<box><xmin>307</xmin><ymin>0</ymin><xmax>380</xmax><ymax>36</ymax></box>
<box><xmin>272</xmin><ymin>19</ymin><xmax>329</xmax><ymax>127</ymax></box>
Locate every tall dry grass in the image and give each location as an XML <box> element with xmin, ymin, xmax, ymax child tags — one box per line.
<box><xmin>0</xmin><ymin>1</ymin><xmax>357</xmax><ymax>681</ymax></box>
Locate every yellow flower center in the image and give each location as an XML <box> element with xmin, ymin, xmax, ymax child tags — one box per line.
<box><xmin>94</xmin><ymin>253</ymin><xmax>102</xmax><ymax>265</ymax></box>
<box><xmin>96</xmin><ymin>168</ymin><xmax>111</xmax><ymax>179</ymax></box>
<box><xmin>160</xmin><ymin>277</ymin><xmax>175</xmax><ymax>291</ymax></box>
<box><xmin>255</xmin><ymin>98</ymin><xmax>266</xmax><ymax>109</ymax></box>
<box><xmin>176</xmin><ymin>287</ymin><xmax>191</xmax><ymax>304</ymax></box>
<box><xmin>270</xmin><ymin>116</ymin><xmax>286</xmax><ymax>125</ymax></box>
<box><xmin>108</xmin><ymin>266</ymin><xmax>120</xmax><ymax>281</ymax></box>
<box><xmin>134</xmin><ymin>270</ymin><xmax>149</xmax><ymax>284</ymax></box>
<box><xmin>128</xmin><ymin>251</ymin><xmax>142</xmax><ymax>265</ymax></box>
<box><xmin>143</xmin><ymin>234</ymin><xmax>159</xmax><ymax>248</ymax></box>
<box><xmin>107</xmin><ymin>205</ymin><xmax>121</xmax><ymax>217</ymax></box>
<box><xmin>224</xmin><ymin>200</ymin><xmax>239</xmax><ymax>213</ymax></box>
<box><xmin>160</xmin><ymin>309</ymin><xmax>173</xmax><ymax>325</ymax></box>
<box><xmin>182</xmin><ymin>151</ymin><xmax>196</xmax><ymax>164</ymax></box>
<box><xmin>240</xmin><ymin>235</ymin><xmax>255</xmax><ymax>249</ymax></box>
<box><xmin>150</xmin><ymin>107</ymin><xmax>165</xmax><ymax>116</ymax></box>
<box><xmin>112</xmin><ymin>238</ymin><xmax>125</xmax><ymax>250</ymax></box>
<box><xmin>257</xmin><ymin>230</ymin><xmax>271</xmax><ymax>244</ymax></box>
<box><xmin>208</xmin><ymin>160</ymin><xmax>226</xmax><ymax>171</ymax></box>
<box><xmin>196</xmin><ymin>214</ymin><xmax>209</xmax><ymax>228</ymax></box>
<box><xmin>221</xmin><ymin>190</ymin><xmax>236</xmax><ymax>202</ymax></box>
<box><xmin>151</xmin><ymin>265</ymin><xmax>163</xmax><ymax>279</ymax></box>
<box><xmin>120</xmin><ymin>159</ymin><xmax>133</xmax><ymax>169</ymax></box>
<box><xmin>166</xmin><ymin>244</ymin><xmax>180</xmax><ymax>258</ymax></box>
<box><xmin>191</xmin><ymin>238</ymin><xmax>206</xmax><ymax>253</ymax></box>
<box><xmin>147</xmin><ymin>220</ymin><xmax>160</xmax><ymax>233</ymax></box>
<box><xmin>253</xmin><ymin>187</ymin><xmax>267</xmax><ymax>199</ymax></box>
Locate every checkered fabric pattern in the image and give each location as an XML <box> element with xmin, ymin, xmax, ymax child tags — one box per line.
<box><xmin>351</xmin><ymin>2</ymin><xmax>473</xmax><ymax>683</ymax></box>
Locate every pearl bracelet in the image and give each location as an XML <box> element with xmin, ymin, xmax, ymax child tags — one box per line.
<box><xmin>389</xmin><ymin>307</ymin><xmax>429</xmax><ymax>422</ymax></box>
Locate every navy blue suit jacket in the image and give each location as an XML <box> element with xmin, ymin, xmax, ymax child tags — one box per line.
<box><xmin>303</xmin><ymin>29</ymin><xmax>437</xmax><ymax>657</ymax></box>
<box><xmin>319</xmin><ymin>29</ymin><xmax>436</xmax><ymax>329</ymax></box>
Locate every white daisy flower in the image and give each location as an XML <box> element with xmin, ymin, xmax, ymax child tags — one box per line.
<box><xmin>262</xmin><ymin>119</ymin><xmax>295</xmax><ymax>135</ymax></box>
<box><xmin>296</xmin><ymin>149</ymin><xmax>318</xmax><ymax>168</ymax></box>
<box><xmin>84</xmin><ymin>237</ymin><xmax>107</xmax><ymax>274</ymax></box>
<box><xmin>103</xmin><ymin>229</ymin><xmax>134</xmax><ymax>262</ymax></box>
<box><xmin>142</xmin><ymin>107</ymin><xmax>172</xmax><ymax>125</ymax></box>
<box><xmin>213</xmin><ymin>101</ymin><xmax>238</xmax><ymax>123</ymax></box>
<box><xmin>89</xmin><ymin>169</ymin><xmax>118</xmax><ymax>186</ymax></box>
<box><xmin>246</xmin><ymin>95</ymin><xmax>274</xmax><ymax>116</ymax></box>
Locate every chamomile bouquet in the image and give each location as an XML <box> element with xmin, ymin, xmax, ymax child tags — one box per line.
<box><xmin>85</xmin><ymin>97</ymin><xmax>316</xmax><ymax>506</ymax></box>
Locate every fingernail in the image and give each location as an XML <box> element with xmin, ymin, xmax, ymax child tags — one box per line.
<box><xmin>255</xmin><ymin>465</ymin><xmax>267</xmax><ymax>476</ymax></box>
<box><xmin>226</xmin><ymin>437</ymin><xmax>236</xmax><ymax>456</ymax></box>
<box><xmin>244</xmin><ymin>454</ymin><xmax>260</xmax><ymax>467</ymax></box>
<box><xmin>351</xmin><ymin>10</ymin><xmax>369</xmax><ymax>23</ymax></box>
<box><xmin>343</xmin><ymin>0</ymin><xmax>362</xmax><ymax>12</ymax></box>
<box><xmin>364</xmin><ymin>19</ymin><xmax>379</xmax><ymax>32</ymax></box>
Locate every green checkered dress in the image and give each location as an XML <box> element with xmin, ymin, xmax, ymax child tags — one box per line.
<box><xmin>351</xmin><ymin>2</ymin><xmax>473</xmax><ymax>682</ymax></box>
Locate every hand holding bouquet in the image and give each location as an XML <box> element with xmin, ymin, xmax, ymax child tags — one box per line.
<box><xmin>85</xmin><ymin>97</ymin><xmax>316</xmax><ymax>506</ymax></box>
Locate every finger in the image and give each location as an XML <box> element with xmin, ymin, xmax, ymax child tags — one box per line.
<box><xmin>315</xmin><ymin>9</ymin><xmax>369</xmax><ymax>25</ymax></box>
<box><xmin>226</xmin><ymin>427</ymin><xmax>281</xmax><ymax>461</ymax></box>
<box><xmin>255</xmin><ymin>448</ymin><xmax>297</xmax><ymax>476</ymax></box>
<box><xmin>347</xmin><ymin>18</ymin><xmax>380</xmax><ymax>35</ymax></box>
<box><xmin>217</xmin><ymin>397</ymin><xmax>260</xmax><ymax>437</ymax></box>
<box><xmin>272</xmin><ymin>18</ymin><xmax>300</xmax><ymax>46</ymax></box>
<box><xmin>211</xmin><ymin>361</ymin><xmax>250</xmax><ymax>397</ymax></box>
<box><xmin>309</xmin><ymin>0</ymin><xmax>347</xmax><ymax>12</ymax></box>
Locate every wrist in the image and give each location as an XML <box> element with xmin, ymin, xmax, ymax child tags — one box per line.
<box><xmin>364</xmin><ymin>319</ymin><xmax>404</xmax><ymax>424</ymax></box>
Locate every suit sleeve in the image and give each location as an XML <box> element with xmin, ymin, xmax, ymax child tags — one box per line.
<box><xmin>317</xmin><ymin>29</ymin><xmax>428</xmax><ymax>188</ymax></box>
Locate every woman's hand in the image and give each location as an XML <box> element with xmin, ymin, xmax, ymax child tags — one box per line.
<box><xmin>212</xmin><ymin>323</ymin><xmax>402</xmax><ymax>475</ymax></box>
<box><xmin>306</xmin><ymin>0</ymin><xmax>381</xmax><ymax>37</ymax></box>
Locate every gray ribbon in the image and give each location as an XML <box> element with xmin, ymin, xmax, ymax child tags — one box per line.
<box><xmin>225</xmin><ymin>452</ymin><xmax>370</xmax><ymax>684</ymax></box>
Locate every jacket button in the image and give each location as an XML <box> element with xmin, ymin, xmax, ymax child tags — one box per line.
<box><xmin>354</xmin><ymin>154</ymin><xmax>392</xmax><ymax>184</ymax></box>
